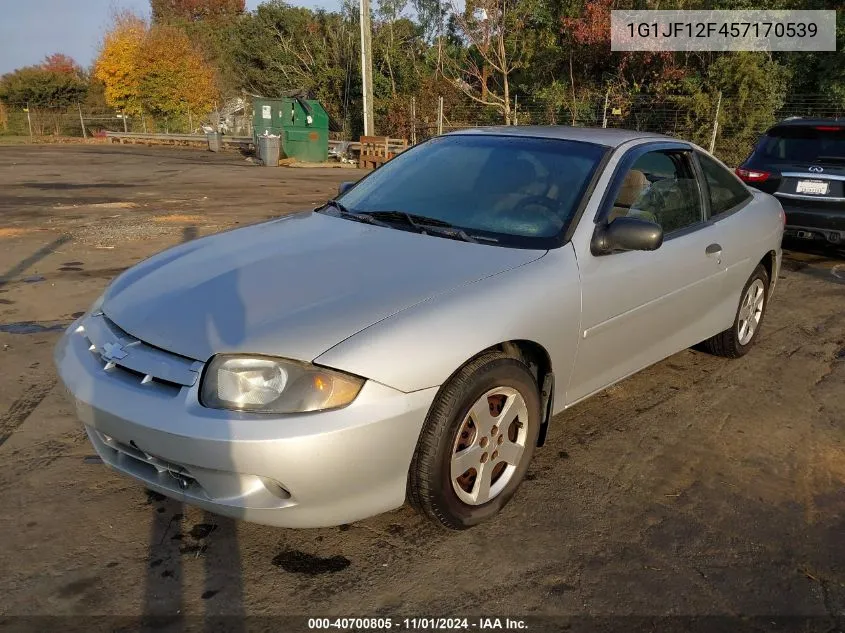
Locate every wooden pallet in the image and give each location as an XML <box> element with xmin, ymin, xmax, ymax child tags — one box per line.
<box><xmin>358</xmin><ymin>135</ymin><xmax>408</xmax><ymax>169</ymax></box>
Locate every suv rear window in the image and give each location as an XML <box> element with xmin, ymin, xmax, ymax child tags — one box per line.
<box><xmin>753</xmin><ymin>125</ymin><xmax>845</xmax><ymax>164</ymax></box>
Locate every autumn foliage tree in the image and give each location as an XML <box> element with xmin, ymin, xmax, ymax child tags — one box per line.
<box><xmin>151</xmin><ymin>0</ymin><xmax>245</xmax><ymax>23</ymax></box>
<box><xmin>94</xmin><ymin>12</ymin><xmax>218</xmax><ymax>130</ymax></box>
<box><xmin>0</xmin><ymin>54</ymin><xmax>88</xmax><ymax>134</ymax></box>
<box><xmin>42</xmin><ymin>53</ymin><xmax>85</xmax><ymax>78</ymax></box>
<box><xmin>94</xmin><ymin>12</ymin><xmax>146</xmax><ymax>116</ymax></box>
<box><xmin>136</xmin><ymin>25</ymin><xmax>219</xmax><ymax>127</ymax></box>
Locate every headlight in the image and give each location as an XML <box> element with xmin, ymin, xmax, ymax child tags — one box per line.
<box><xmin>200</xmin><ymin>356</ymin><xmax>364</xmax><ymax>414</ymax></box>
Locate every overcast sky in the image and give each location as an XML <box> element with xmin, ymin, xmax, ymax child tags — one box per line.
<box><xmin>0</xmin><ymin>0</ymin><xmax>337</xmax><ymax>75</ymax></box>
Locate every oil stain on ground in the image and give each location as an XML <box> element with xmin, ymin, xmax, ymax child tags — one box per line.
<box><xmin>0</xmin><ymin>322</ymin><xmax>67</xmax><ymax>334</ymax></box>
<box><xmin>189</xmin><ymin>523</ymin><xmax>218</xmax><ymax>539</ymax></box>
<box><xmin>272</xmin><ymin>550</ymin><xmax>351</xmax><ymax>575</ymax></box>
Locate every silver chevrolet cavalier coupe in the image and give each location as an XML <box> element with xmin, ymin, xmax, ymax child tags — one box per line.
<box><xmin>55</xmin><ymin>127</ymin><xmax>784</xmax><ymax>530</ymax></box>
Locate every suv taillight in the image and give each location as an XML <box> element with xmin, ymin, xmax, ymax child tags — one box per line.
<box><xmin>736</xmin><ymin>167</ymin><xmax>771</xmax><ymax>183</ymax></box>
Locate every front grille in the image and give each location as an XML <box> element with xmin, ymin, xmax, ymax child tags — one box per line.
<box><xmin>78</xmin><ymin>313</ymin><xmax>202</xmax><ymax>394</ymax></box>
<box><xmin>94</xmin><ymin>430</ymin><xmax>203</xmax><ymax>495</ymax></box>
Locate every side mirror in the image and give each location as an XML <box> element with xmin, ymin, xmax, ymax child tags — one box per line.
<box><xmin>337</xmin><ymin>181</ymin><xmax>355</xmax><ymax>196</ymax></box>
<box><xmin>591</xmin><ymin>216</ymin><xmax>663</xmax><ymax>256</ymax></box>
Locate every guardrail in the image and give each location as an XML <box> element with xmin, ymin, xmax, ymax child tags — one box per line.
<box><xmin>105</xmin><ymin>132</ymin><xmax>363</xmax><ymax>154</ymax></box>
<box><xmin>103</xmin><ymin>132</ymin><xmax>419</xmax><ymax>168</ymax></box>
<box><xmin>106</xmin><ymin>132</ymin><xmax>253</xmax><ymax>146</ymax></box>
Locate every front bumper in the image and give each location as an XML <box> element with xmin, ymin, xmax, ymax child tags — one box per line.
<box><xmin>54</xmin><ymin>317</ymin><xmax>438</xmax><ymax>528</ymax></box>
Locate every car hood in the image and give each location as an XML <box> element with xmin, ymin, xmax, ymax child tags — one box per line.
<box><xmin>102</xmin><ymin>211</ymin><xmax>544</xmax><ymax>362</ymax></box>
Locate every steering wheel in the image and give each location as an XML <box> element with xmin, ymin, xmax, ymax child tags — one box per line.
<box><xmin>493</xmin><ymin>195</ymin><xmax>564</xmax><ymax>235</ymax></box>
<box><xmin>513</xmin><ymin>195</ymin><xmax>563</xmax><ymax>224</ymax></box>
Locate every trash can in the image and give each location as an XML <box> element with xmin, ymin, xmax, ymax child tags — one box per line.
<box><xmin>258</xmin><ymin>134</ymin><xmax>281</xmax><ymax>167</ymax></box>
<box><xmin>206</xmin><ymin>132</ymin><xmax>222</xmax><ymax>152</ymax></box>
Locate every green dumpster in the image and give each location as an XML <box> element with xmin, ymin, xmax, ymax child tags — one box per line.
<box><xmin>252</xmin><ymin>96</ymin><xmax>329</xmax><ymax>163</ymax></box>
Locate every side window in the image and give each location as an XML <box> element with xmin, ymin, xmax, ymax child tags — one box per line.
<box><xmin>609</xmin><ymin>150</ymin><xmax>703</xmax><ymax>234</ymax></box>
<box><xmin>697</xmin><ymin>152</ymin><xmax>752</xmax><ymax>216</ymax></box>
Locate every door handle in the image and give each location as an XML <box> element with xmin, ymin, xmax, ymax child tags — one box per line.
<box><xmin>705</xmin><ymin>243</ymin><xmax>722</xmax><ymax>256</ymax></box>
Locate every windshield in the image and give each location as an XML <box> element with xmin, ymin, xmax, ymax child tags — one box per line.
<box><xmin>330</xmin><ymin>134</ymin><xmax>607</xmax><ymax>248</ymax></box>
<box><xmin>754</xmin><ymin>126</ymin><xmax>845</xmax><ymax>164</ymax></box>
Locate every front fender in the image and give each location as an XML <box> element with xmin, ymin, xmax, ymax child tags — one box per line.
<box><xmin>315</xmin><ymin>244</ymin><xmax>583</xmax><ymax>412</ymax></box>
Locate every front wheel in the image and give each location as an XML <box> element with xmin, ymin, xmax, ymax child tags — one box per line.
<box><xmin>702</xmin><ymin>263</ymin><xmax>770</xmax><ymax>358</ymax></box>
<box><xmin>408</xmin><ymin>352</ymin><xmax>541</xmax><ymax>530</ymax></box>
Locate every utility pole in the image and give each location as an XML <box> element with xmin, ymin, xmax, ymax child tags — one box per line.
<box><xmin>359</xmin><ymin>0</ymin><xmax>375</xmax><ymax>136</ymax></box>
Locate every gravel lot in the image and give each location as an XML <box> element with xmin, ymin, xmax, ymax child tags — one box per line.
<box><xmin>1</xmin><ymin>144</ymin><xmax>844</xmax><ymax>631</ymax></box>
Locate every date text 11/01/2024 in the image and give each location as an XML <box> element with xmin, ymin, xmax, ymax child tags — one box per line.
<box><xmin>625</xmin><ymin>20</ymin><xmax>819</xmax><ymax>39</ymax></box>
<box><xmin>307</xmin><ymin>618</ymin><xmax>528</xmax><ymax>630</ymax></box>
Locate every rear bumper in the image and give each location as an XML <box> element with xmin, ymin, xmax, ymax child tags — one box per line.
<box><xmin>779</xmin><ymin>198</ymin><xmax>845</xmax><ymax>243</ymax></box>
<box><xmin>55</xmin><ymin>317</ymin><xmax>438</xmax><ymax>528</ymax></box>
<box><xmin>783</xmin><ymin>223</ymin><xmax>845</xmax><ymax>244</ymax></box>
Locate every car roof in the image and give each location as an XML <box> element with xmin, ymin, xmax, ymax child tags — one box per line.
<box><xmin>445</xmin><ymin>125</ymin><xmax>672</xmax><ymax>148</ymax></box>
<box><xmin>768</xmin><ymin>117</ymin><xmax>845</xmax><ymax>130</ymax></box>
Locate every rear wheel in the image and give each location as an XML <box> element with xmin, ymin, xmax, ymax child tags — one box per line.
<box><xmin>408</xmin><ymin>352</ymin><xmax>541</xmax><ymax>530</ymax></box>
<box><xmin>702</xmin><ymin>264</ymin><xmax>769</xmax><ymax>358</ymax></box>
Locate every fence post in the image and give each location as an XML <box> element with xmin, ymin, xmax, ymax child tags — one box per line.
<box><xmin>188</xmin><ymin>109</ymin><xmax>193</xmax><ymax>133</ymax></box>
<box><xmin>513</xmin><ymin>95</ymin><xmax>518</xmax><ymax>126</ymax></box>
<box><xmin>142</xmin><ymin>111</ymin><xmax>147</xmax><ymax>134</ymax></box>
<box><xmin>602</xmin><ymin>87</ymin><xmax>610</xmax><ymax>128</ymax></box>
<box><xmin>709</xmin><ymin>90</ymin><xmax>722</xmax><ymax>154</ymax></box>
<box><xmin>437</xmin><ymin>96</ymin><xmax>443</xmax><ymax>135</ymax></box>
<box><xmin>77</xmin><ymin>102</ymin><xmax>87</xmax><ymax>139</ymax></box>
<box><xmin>411</xmin><ymin>96</ymin><xmax>416</xmax><ymax>145</ymax></box>
<box><xmin>26</xmin><ymin>102</ymin><xmax>33</xmax><ymax>141</ymax></box>
<box><xmin>123</xmin><ymin>112</ymin><xmax>128</xmax><ymax>133</ymax></box>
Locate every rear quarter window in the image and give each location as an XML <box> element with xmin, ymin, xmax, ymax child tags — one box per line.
<box><xmin>697</xmin><ymin>152</ymin><xmax>752</xmax><ymax>216</ymax></box>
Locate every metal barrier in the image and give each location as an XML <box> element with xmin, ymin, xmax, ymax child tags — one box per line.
<box><xmin>105</xmin><ymin>132</ymin><xmax>363</xmax><ymax>155</ymax></box>
<box><xmin>106</xmin><ymin>132</ymin><xmax>253</xmax><ymax>146</ymax></box>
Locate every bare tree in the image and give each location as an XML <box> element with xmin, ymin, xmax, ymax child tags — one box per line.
<box><xmin>441</xmin><ymin>0</ymin><xmax>530</xmax><ymax>124</ymax></box>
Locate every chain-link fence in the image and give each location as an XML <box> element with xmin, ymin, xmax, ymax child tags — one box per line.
<box><xmin>378</xmin><ymin>92</ymin><xmax>845</xmax><ymax>167</ymax></box>
<box><xmin>0</xmin><ymin>103</ymin><xmax>253</xmax><ymax>139</ymax></box>
<box><xmin>2</xmin><ymin>92</ymin><xmax>843</xmax><ymax>166</ymax></box>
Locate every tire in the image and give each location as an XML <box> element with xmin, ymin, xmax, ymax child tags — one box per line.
<box><xmin>408</xmin><ymin>351</ymin><xmax>541</xmax><ymax>530</ymax></box>
<box><xmin>701</xmin><ymin>264</ymin><xmax>770</xmax><ymax>358</ymax></box>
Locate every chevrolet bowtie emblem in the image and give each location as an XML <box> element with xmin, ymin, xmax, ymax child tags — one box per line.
<box><xmin>102</xmin><ymin>341</ymin><xmax>128</xmax><ymax>361</ymax></box>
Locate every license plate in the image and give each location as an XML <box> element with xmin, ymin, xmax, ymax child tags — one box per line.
<box><xmin>796</xmin><ymin>180</ymin><xmax>829</xmax><ymax>195</ymax></box>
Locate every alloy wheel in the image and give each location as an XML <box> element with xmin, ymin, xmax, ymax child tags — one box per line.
<box><xmin>450</xmin><ymin>387</ymin><xmax>529</xmax><ymax>506</ymax></box>
<box><xmin>738</xmin><ymin>279</ymin><xmax>765</xmax><ymax>345</ymax></box>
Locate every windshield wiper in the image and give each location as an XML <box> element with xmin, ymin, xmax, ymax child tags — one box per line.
<box><xmin>322</xmin><ymin>200</ymin><xmax>392</xmax><ymax>228</ymax></box>
<box><xmin>815</xmin><ymin>156</ymin><xmax>845</xmax><ymax>165</ymax></box>
<box><xmin>362</xmin><ymin>210</ymin><xmax>487</xmax><ymax>243</ymax></box>
<box><xmin>365</xmin><ymin>210</ymin><xmax>453</xmax><ymax>228</ymax></box>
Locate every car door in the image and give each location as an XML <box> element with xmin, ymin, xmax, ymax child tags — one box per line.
<box><xmin>566</xmin><ymin>142</ymin><xmax>728</xmax><ymax>404</ymax></box>
<box><xmin>693</xmin><ymin>151</ymin><xmax>760</xmax><ymax>328</ymax></box>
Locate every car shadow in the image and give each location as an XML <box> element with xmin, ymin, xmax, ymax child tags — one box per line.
<box><xmin>782</xmin><ymin>239</ymin><xmax>845</xmax><ymax>286</ymax></box>
<box><xmin>128</xmin><ymin>225</ymin><xmax>247</xmax><ymax>627</ymax></box>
